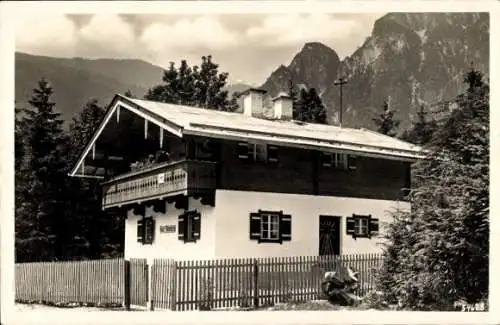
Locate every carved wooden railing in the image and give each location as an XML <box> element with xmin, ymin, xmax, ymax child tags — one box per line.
<box><xmin>101</xmin><ymin>160</ymin><xmax>216</xmax><ymax>209</ymax></box>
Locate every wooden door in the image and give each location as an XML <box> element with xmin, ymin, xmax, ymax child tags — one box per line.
<box><xmin>319</xmin><ymin>215</ymin><xmax>341</xmax><ymax>256</ymax></box>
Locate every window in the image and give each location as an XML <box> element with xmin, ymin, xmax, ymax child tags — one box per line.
<box><xmin>137</xmin><ymin>216</ymin><xmax>155</xmax><ymax>245</ymax></box>
<box><xmin>346</xmin><ymin>214</ymin><xmax>379</xmax><ymax>239</ymax></box>
<box><xmin>260</xmin><ymin>213</ymin><xmax>280</xmax><ymax>240</ymax></box>
<box><xmin>321</xmin><ymin>152</ymin><xmax>357</xmax><ymax>170</ymax></box>
<box><xmin>354</xmin><ymin>217</ymin><xmax>369</xmax><ymax>237</ymax></box>
<box><xmin>267</xmin><ymin>145</ymin><xmax>279</xmax><ymax>162</ymax></box>
<box><xmin>178</xmin><ymin>210</ymin><xmax>201</xmax><ymax>243</ymax></box>
<box><xmin>238</xmin><ymin>142</ymin><xmax>279</xmax><ymax>163</ymax></box>
<box><xmin>250</xmin><ymin>210</ymin><xmax>291</xmax><ymax>244</ymax></box>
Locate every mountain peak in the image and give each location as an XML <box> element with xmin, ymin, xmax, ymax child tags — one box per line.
<box><xmin>303</xmin><ymin>41</ymin><xmax>330</xmax><ymax>49</ymax></box>
<box><xmin>261</xmin><ymin>13</ymin><xmax>488</xmax><ymax>131</ymax></box>
<box><xmin>299</xmin><ymin>42</ymin><xmax>339</xmax><ymax>59</ymax></box>
<box><xmin>260</xmin><ymin>41</ymin><xmax>341</xmax><ymax>97</ymax></box>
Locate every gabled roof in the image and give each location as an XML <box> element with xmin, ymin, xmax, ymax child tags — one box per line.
<box><xmin>69</xmin><ymin>94</ymin><xmax>425</xmax><ymax>177</ymax></box>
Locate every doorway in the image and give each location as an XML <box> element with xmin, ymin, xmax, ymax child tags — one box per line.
<box><xmin>319</xmin><ymin>215</ymin><xmax>341</xmax><ymax>256</ymax></box>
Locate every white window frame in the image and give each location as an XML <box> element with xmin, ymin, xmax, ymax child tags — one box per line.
<box><xmin>322</xmin><ymin>152</ymin><xmax>352</xmax><ymax>170</ymax></box>
<box><xmin>252</xmin><ymin>143</ymin><xmax>267</xmax><ymax>162</ymax></box>
<box><xmin>260</xmin><ymin>213</ymin><xmax>280</xmax><ymax>240</ymax></box>
<box><xmin>354</xmin><ymin>217</ymin><xmax>369</xmax><ymax>237</ymax></box>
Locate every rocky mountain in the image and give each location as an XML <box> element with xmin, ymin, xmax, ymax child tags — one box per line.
<box><xmin>262</xmin><ymin>42</ymin><xmax>341</xmax><ymax>98</ymax></box>
<box><xmin>260</xmin><ymin>13</ymin><xmax>489</xmax><ymax>131</ymax></box>
<box><xmin>16</xmin><ymin>13</ymin><xmax>488</xmax><ymax>132</ymax></box>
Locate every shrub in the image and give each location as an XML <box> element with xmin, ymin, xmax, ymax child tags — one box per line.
<box><xmin>377</xmin><ymin>69</ymin><xmax>489</xmax><ymax>310</ymax></box>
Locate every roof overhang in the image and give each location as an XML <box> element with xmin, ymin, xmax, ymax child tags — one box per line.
<box><xmin>185</xmin><ymin>123</ymin><xmax>426</xmax><ymax>162</ymax></box>
<box><xmin>69</xmin><ymin>94</ymin><xmax>426</xmax><ymax>179</ymax></box>
<box><xmin>68</xmin><ymin>94</ymin><xmax>184</xmax><ymax>177</ymax></box>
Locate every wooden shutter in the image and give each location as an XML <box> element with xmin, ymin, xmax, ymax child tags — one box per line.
<box><xmin>237</xmin><ymin>142</ymin><xmax>249</xmax><ymax>159</ymax></box>
<box><xmin>192</xmin><ymin>212</ymin><xmax>201</xmax><ymax>241</ymax></box>
<box><xmin>346</xmin><ymin>216</ymin><xmax>355</xmax><ymax>236</ymax></box>
<box><xmin>268</xmin><ymin>145</ymin><xmax>278</xmax><ymax>163</ymax></box>
<box><xmin>144</xmin><ymin>217</ymin><xmax>155</xmax><ymax>244</ymax></box>
<box><xmin>178</xmin><ymin>214</ymin><xmax>186</xmax><ymax>241</ymax></box>
<box><xmin>137</xmin><ymin>218</ymin><xmax>144</xmax><ymax>243</ymax></box>
<box><xmin>348</xmin><ymin>155</ymin><xmax>357</xmax><ymax>170</ymax></box>
<box><xmin>249</xmin><ymin>213</ymin><xmax>261</xmax><ymax>240</ymax></box>
<box><xmin>369</xmin><ymin>216</ymin><xmax>379</xmax><ymax>236</ymax></box>
<box><xmin>280</xmin><ymin>214</ymin><xmax>292</xmax><ymax>241</ymax></box>
<box><xmin>321</xmin><ymin>152</ymin><xmax>332</xmax><ymax>167</ymax></box>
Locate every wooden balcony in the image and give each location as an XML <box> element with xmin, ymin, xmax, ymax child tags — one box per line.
<box><xmin>101</xmin><ymin>160</ymin><xmax>217</xmax><ymax>209</ymax></box>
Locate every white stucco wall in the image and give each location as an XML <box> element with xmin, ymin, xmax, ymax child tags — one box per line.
<box><xmin>124</xmin><ymin>190</ymin><xmax>410</xmax><ymax>261</ymax></box>
<box><xmin>213</xmin><ymin>190</ymin><xmax>410</xmax><ymax>258</ymax></box>
<box><xmin>124</xmin><ymin>197</ymin><xmax>216</xmax><ymax>264</ymax></box>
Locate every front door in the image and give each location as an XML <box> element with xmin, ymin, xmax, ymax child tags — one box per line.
<box><xmin>319</xmin><ymin>215</ymin><xmax>341</xmax><ymax>256</ymax></box>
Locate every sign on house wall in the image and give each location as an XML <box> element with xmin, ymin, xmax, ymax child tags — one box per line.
<box><xmin>160</xmin><ymin>225</ymin><xmax>176</xmax><ymax>233</ymax></box>
<box><xmin>158</xmin><ymin>173</ymin><xmax>165</xmax><ymax>184</ymax></box>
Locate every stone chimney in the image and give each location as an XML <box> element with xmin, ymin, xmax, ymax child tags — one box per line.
<box><xmin>242</xmin><ymin>88</ymin><xmax>267</xmax><ymax>118</ymax></box>
<box><xmin>272</xmin><ymin>92</ymin><xmax>293</xmax><ymax>120</ymax></box>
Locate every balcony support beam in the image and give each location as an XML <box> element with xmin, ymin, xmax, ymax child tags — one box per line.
<box><xmin>132</xmin><ymin>204</ymin><xmax>146</xmax><ymax>217</ymax></box>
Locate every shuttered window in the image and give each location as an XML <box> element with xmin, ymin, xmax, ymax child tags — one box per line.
<box><xmin>347</xmin><ymin>155</ymin><xmax>357</xmax><ymax>170</ymax></box>
<box><xmin>237</xmin><ymin>142</ymin><xmax>250</xmax><ymax>159</ymax></box>
<box><xmin>346</xmin><ymin>214</ymin><xmax>379</xmax><ymax>239</ymax></box>
<box><xmin>137</xmin><ymin>216</ymin><xmax>155</xmax><ymax>245</ymax></box>
<box><xmin>321</xmin><ymin>152</ymin><xmax>356</xmax><ymax>170</ymax></box>
<box><xmin>237</xmin><ymin>142</ymin><xmax>277</xmax><ymax>163</ymax></box>
<box><xmin>267</xmin><ymin>145</ymin><xmax>279</xmax><ymax>163</ymax></box>
<box><xmin>178</xmin><ymin>210</ymin><xmax>201</xmax><ymax>243</ymax></box>
<box><xmin>249</xmin><ymin>210</ymin><xmax>291</xmax><ymax>244</ymax></box>
<box><xmin>137</xmin><ymin>219</ymin><xmax>144</xmax><ymax>243</ymax></box>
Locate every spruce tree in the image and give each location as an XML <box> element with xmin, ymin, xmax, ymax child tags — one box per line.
<box><xmin>294</xmin><ymin>87</ymin><xmax>327</xmax><ymax>124</ymax></box>
<box><xmin>378</xmin><ymin>69</ymin><xmax>489</xmax><ymax>310</ymax></box>
<box><xmin>67</xmin><ymin>99</ymin><xmax>123</xmax><ymax>259</ymax></box>
<box><xmin>400</xmin><ymin>105</ymin><xmax>438</xmax><ymax>146</ymax></box>
<box><xmin>372</xmin><ymin>100</ymin><xmax>400</xmax><ymax>137</ymax></box>
<box><xmin>15</xmin><ymin>78</ymin><xmax>70</xmax><ymax>262</ymax></box>
<box><xmin>288</xmin><ymin>78</ymin><xmax>299</xmax><ymax>114</ymax></box>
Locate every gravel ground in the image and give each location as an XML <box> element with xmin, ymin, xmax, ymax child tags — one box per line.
<box><xmin>15</xmin><ymin>300</ymin><xmax>374</xmax><ymax>312</ymax></box>
<box><xmin>14</xmin><ymin>303</ymin><xmax>146</xmax><ymax>312</ymax></box>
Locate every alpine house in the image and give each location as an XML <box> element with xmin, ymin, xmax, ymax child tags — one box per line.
<box><xmin>69</xmin><ymin>88</ymin><xmax>424</xmax><ymax>262</ymax></box>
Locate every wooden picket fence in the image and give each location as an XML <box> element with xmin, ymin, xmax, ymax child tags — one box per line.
<box><xmin>15</xmin><ymin>258</ymin><xmax>125</xmax><ymax>305</ymax></box>
<box><xmin>15</xmin><ymin>254</ymin><xmax>382</xmax><ymax>311</ymax></box>
<box><xmin>152</xmin><ymin>254</ymin><xmax>383</xmax><ymax>311</ymax></box>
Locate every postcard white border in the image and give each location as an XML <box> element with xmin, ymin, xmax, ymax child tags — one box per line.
<box><xmin>1</xmin><ymin>1</ymin><xmax>499</xmax><ymax>324</ymax></box>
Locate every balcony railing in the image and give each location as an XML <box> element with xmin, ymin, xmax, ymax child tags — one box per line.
<box><xmin>101</xmin><ymin>159</ymin><xmax>217</xmax><ymax>209</ymax></box>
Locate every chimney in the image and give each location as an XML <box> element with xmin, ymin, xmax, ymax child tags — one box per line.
<box><xmin>242</xmin><ymin>88</ymin><xmax>267</xmax><ymax>118</ymax></box>
<box><xmin>272</xmin><ymin>92</ymin><xmax>293</xmax><ymax>120</ymax></box>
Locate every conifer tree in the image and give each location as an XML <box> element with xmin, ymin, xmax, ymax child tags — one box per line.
<box><xmin>294</xmin><ymin>87</ymin><xmax>327</xmax><ymax>124</ymax></box>
<box><xmin>372</xmin><ymin>100</ymin><xmax>400</xmax><ymax>137</ymax></box>
<box><xmin>378</xmin><ymin>68</ymin><xmax>489</xmax><ymax>310</ymax></box>
<box><xmin>400</xmin><ymin>105</ymin><xmax>438</xmax><ymax>146</ymax></box>
<box><xmin>67</xmin><ymin>99</ymin><xmax>123</xmax><ymax>259</ymax></box>
<box><xmin>124</xmin><ymin>90</ymin><xmax>135</xmax><ymax>98</ymax></box>
<box><xmin>287</xmin><ymin>78</ymin><xmax>299</xmax><ymax>114</ymax></box>
<box><xmin>15</xmin><ymin>78</ymin><xmax>70</xmax><ymax>262</ymax></box>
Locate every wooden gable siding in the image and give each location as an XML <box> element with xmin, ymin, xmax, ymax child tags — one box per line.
<box><xmin>215</xmin><ymin>139</ymin><xmax>410</xmax><ymax>201</ymax></box>
<box><xmin>317</xmin><ymin>157</ymin><xmax>409</xmax><ymax>201</ymax></box>
<box><xmin>218</xmin><ymin>140</ymin><xmax>315</xmax><ymax>195</ymax></box>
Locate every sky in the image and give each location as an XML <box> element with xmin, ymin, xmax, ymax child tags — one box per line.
<box><xmin>15</xmin><ymin>12</ymin><xmax>384</xmax><ymax>85</ymax></box>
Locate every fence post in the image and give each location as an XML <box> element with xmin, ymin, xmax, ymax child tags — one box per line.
<box><xmin>252</xmin><ymin>258</ymin><xmax>259</xmax><ymax>308</ymax></box>
<box><xmin>124</xmin><ymin>259</ymin><xmax>131</xmax><ymax>311</ymax></box>
<box><xmin>147</xmin><ymin>262</ymin><xmax>154</xmax><ymax>311</ymax></box>
<box><xmin>169</xmin><ymin>260</ymin><xmax>177</xmax><ymax>311</ymax></box>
